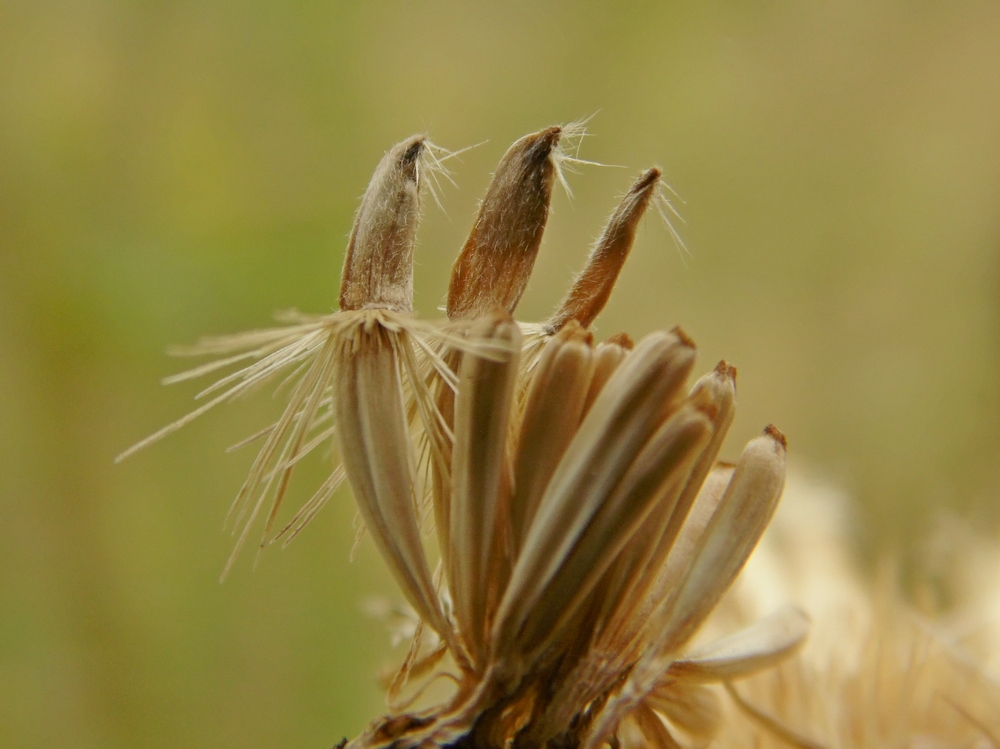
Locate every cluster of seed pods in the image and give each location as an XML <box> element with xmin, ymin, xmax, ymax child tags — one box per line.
<box><xmin>123</xmin><ymin>125</ymin><xmax>806</xmax><ymax>749</ymax></box>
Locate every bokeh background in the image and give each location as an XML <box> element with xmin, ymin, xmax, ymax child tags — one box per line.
<box><xmin>2</xmin><ymin>1</ymin><xmax>999</xmax><ymax>747</ymax></box>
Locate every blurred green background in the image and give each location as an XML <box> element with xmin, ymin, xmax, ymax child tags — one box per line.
<box><xmin>2</xmin><ymin>1</ymin><xmax>998</xmax><ymax>747</ymax></box>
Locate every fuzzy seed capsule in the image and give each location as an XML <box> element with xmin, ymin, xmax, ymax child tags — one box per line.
<box><xmin>447</xmin><ymin>126</ymin><xmax>562</xmax><ymax>319</ymax></box>
<box><xmin>339</xmin><ymin>135</ymin><xmax>426</xmax><ymax>312</ymax></box>
<box><xmin>546</xmin><ymin>167</ymin><xmax>662</xmax><ymax>333</ymax></box>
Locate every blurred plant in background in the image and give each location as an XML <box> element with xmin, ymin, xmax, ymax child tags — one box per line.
<box><xmin>1</xmin><ymin>2</ymin><xmax>999</xmax><ymax>748</ymax></box>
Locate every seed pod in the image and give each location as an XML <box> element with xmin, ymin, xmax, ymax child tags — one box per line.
<box><xmin>334</xmin><ymin>135</ymin><xmax>473</xmax><ymax>662</ymax></box>
<box><xmin>528</xmin><ymin>365</ymin><xmax>735</xmax><ymax>741</ymax></box>
<box><xmin>581</xmin><ymin>335</ymin><xmax>632</xmax><ymax>416</ymax></box>
<box><xmin>333</xmin><ymin>328</ymin><xmax>451</xmax><ymax>642</ymax></box>
<box><xmin>590</xmin><ymin>364</ymin><xmax>737</xmax><ymax>647</ymax></box>
<box><xmin>656</xmin><ymin>425</ymin><xmax>788</xmax><ymax>653</ymax></box>
<box><xmin>651</xmin><ymin>461</ymin><xmax>734</xmax><ymax>607</ymax></box>
<box><xmin>339</xmin><ymin>135</ymin><xmax>426</xmax><ymax>312</ymax></box>
<box><xmin>582</xmin><ymin>427</ymin><xmax>787</xmax><ymax>749</ymax></box>
<box><xmin>658</xmin><ymin>363</ymin><xmax>738</xmax><ymax>548</ymax></box>
<box><xmin>627</xmin><ymin>361</ymin><xmax>738</xmax><ymax>619</ymax></box>
<box><xmin>546</xmin><ymin>168</ymin><xmax>662</xmax><ymax>333</ymax></box>
<box><xmin>664</xmin><ymin>606</ymin><xmax>809</xmax><ymax>683</ymax></box>
<box><xmin>447</xmin><ymin>126</ymin><xmax>562</xmax><ymax>319</ymax></box>
<box><xmin>509</xmin><ymin>320</ymin><xmax>595</xmax><ymax>556</ymax></box>
<box><xmin>506</xmin><ymin>402</ymin><xmax>710</xmax><ymax>727</ymax></box>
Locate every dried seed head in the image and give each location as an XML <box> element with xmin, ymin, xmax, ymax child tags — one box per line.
<box><xmin>339</xmin><ymin>135</ymin><xmax>426</xmax><ymax>312</ymax></box>
<box><xmin>124</xmin><ymin>125</ymin><xmax>812</xmax><ymax>749</ymax></box>
<box><xmin>546</xmin><ymin>167</ymin><xmax>662</xmax><ymax>333</ymax></box>
<box><xmin>446</xmin><ymin>126</ymin><xmax>562</xmax><ymax>319</ymax></box>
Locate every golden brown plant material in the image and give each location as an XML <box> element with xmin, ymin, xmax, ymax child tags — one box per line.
<box><xmin>446</xmin><ymin>126</ymin><xmax>561</xmax><ymax>320</ymax></box>
<box><xmin>545</xmin><ymin>167</ymin><xmax>662</xmax><ymax>333</ymax></box>
<box><xmin>121</xmin><ymin>125</ymin><xmax>829</xmax><ymax>749</ymax></box>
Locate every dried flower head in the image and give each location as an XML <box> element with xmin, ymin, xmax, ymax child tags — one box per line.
<box><xmin>121</xmin><ymin>124</ymin><xmax>807</xmax><ymax>748</ymax></box>
<box><xmin>703</xmin><ymin>478</ymin><xmax>1000</xmax><ymax>747</ymax></box>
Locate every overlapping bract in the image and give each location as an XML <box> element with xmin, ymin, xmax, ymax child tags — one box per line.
<box><xmin>122</xmin><ymin>125</ymin><xmax>805</xmax><ymax>749</ymax></box>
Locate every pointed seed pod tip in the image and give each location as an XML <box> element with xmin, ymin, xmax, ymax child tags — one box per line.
<box><xmin>447</xmin><ymin>126</ymin><xmax>564</xmax><ymax>320</ymax></box>
<box><xmin>546</xmin><ymin>167</ymin><xmax>662</xmax><ymax>333</ymax></box>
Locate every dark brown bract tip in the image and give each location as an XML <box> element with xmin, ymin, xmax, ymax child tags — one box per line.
<box><xmin>557</xmin><ymin>318</ymin><xmax>595</xmax><ymax>346</ymax></box>
<box><xmin>400</xmin><ymin>137</ymin><xmax>425</xmax><ymax>166</ymax></box>
<box><xmin>714</xmin><ymin>360</ymin><xmax>738</xmax><ymax>380</ymax></box>
<box><xmin>605</xmin><ymin>332</ymin><xmax>634</xmax><ymax>349</ymax></box>
<box><xmin>527</xmin><ymin>125</ymin><xmax>563</xmax><ymax>161</ymax></box>
<box><xmin>670</xmin><ymin>325</ymin><xmax>696</xmax><ymax>349</ymax></box>
<box><xmin>632</xmin><ymin>166</ymin><xmax>662</xmax><ymax>191</ymax></box>
<box><xmin>763</xmin><ymin>424</ymin><xmax>788</xmax><ymax>450</ymax></box>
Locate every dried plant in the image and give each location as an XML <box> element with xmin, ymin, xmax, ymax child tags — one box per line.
<box><xmin>700</xmin><ymin>478</ymin><xmax>1000</xmax><ymax>747</ymax></box>
<box><xmin>121</xmin><ymin>124</ymin><xmax>818</xmax><ymax>748</ymax></box>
